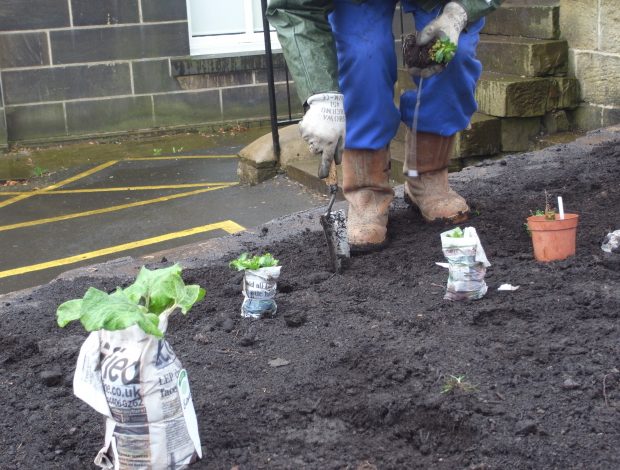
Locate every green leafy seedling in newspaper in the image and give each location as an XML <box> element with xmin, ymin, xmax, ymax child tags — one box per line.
<box><xmin>230</xmin><ymin>252</ymin><xmax>281</xmax><ymax>319</ymax></box>
<box><xmin>57</xmin><ymin>263</ymin><xmax>205</xmax><ymax>337</ymax></box>
<box><xmin>56</xmin><ymin>264</ymin><xmax>205</xmax><ymax>469</ymax></box>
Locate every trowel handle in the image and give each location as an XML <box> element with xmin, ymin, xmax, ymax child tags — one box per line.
<box><xmin>326</xmin><ymin>160</ymin><xmax>338</xmax><ymax>192</ymax></box>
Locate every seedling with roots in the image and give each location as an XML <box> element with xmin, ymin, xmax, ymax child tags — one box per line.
<box><xmin>441</xmin><ymin>375</ymin><xmax>477</xmax><ymax>394</ymax></box>
<box><xmin>403</xmin><ymin>33</ymin><xmax>458</xmax><ymax>69</ymax></box>
<box><xmin>430</xmin><ymin>38</ymin><xmax>457</xmax><ymax>64</ymax></box>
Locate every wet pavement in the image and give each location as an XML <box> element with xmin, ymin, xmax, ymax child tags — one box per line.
<box><xmin>0</xmin><ymin>128</ymin><xmax>327</xmax><ymax>295</ymax></box>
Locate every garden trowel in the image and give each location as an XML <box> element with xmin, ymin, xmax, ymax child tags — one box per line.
<box><xmin>320</xmin><ymin>160</ymin><xmax>350</xmax><ymax>273</ymax></box>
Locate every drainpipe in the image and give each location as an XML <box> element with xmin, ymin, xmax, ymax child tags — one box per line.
<box><xmin>260</xmin><ymin>0</ymin><xmax>281</xmax><ymax>160</ymax></box>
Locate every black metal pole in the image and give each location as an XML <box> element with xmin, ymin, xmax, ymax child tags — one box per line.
<box><xmin>260</xmin><ymin>0</ymin><xmax>281</xmax><ymax>159</ymax></box>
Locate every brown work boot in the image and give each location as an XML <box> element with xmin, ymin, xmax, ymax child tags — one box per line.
<box><xmin>342</xmin><ymin>148</ymin><xmax>395</xmax><ymax>252</ymax></box>
<box><xmin>404</xmin><ymin>130</ymin><xmax>469</xmax><ymax>223</ymax></box>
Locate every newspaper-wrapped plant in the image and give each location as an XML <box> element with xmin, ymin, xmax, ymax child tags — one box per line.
<box><xmin>56</xmin><ymin>264</ymin><xmax>205</xmax><ymax>470</ymax></box>
<box><xmin>439</xmin><ymin>227</ymin><xmax>491</xmax><ymax>301</ymax></box>
<box><xmin>230</xmin><ymin>252</ymin><xmax>281</xmax><ymax>318</ymax></box>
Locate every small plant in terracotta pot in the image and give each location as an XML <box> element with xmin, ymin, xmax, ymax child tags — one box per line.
<box><xmin>526</xmin><ymin>192</ymin><xmax>579</xmax><ymax>262</ymax></box>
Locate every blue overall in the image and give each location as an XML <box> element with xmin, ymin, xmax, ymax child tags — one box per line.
<box><xmin>328</xmin><ymin>0</ymin><xmax>485</xmax><ymax>149</ymax></box>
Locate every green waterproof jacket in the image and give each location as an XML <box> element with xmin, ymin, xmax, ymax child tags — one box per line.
<box><xmin>267</xmin><ymin>0</ymin><xmax>503</xmax><ymax>104</ymax></box>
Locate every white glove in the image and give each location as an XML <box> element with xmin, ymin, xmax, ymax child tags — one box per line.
<box><xmin>409</xmin><ymin>2</ymin><xmax>467</xmax><ymax>78</ymax></box>
<box><xmin>299</xmin><ymin>92</ymin><xmax>345</xmax><ymax>179</ymax></box>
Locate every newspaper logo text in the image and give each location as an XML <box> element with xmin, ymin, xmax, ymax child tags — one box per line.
<box><xmin>101</xmin><ymin>348</ymin><xmax>140</xmax><ymax>385</ymax></box>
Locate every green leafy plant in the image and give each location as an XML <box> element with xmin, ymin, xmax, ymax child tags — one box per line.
<box><xmin>441</xmin><ymin>375</ymin><xmax>477</xmax><ymax>394</ymax></box>
<box><xmin>430</xmin><ymin>38</ymin><xmax>458</xmax><ymax>64</ymax></box>
<box><xmin>32</xmin><ymin>166</ymin><xmax>48</xmax><ymax>177</ymax></box>
<box><xmin>446</xmin><ymin>227</ymin><xmax>464</xmax><ymax>238</ymax></box>
<box><xmin>56</xmin><ymin>264</ymin><xmax>205</xmax><ymax>338</ymax></box>
<box><xmin>152</xmin><ymin>148</ymin><xmax>163</xmax><ymax>156</ymax></box>
<box><xmin>172</xmin><ymin>146</ymin><xmax>184</xmax><ymax>154</ymax></box>
<box><xmin>229</xmin><ymin>252</ymin><xmax>279</xmax><ymax>271</ymax></box>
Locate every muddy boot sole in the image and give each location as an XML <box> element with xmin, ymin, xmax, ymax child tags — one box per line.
<box><xmin>349</xmin><ymin>237</ymin><xmax>389</xmax><ymax>254</ymax></box>
<box><xmin>403</xmin><ymin>192</ymin><xmax>469</xmax><ymax>224</ymax></box>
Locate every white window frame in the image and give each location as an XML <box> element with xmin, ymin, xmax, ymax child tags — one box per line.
<box><xmin>186</xmin><ymin>0</ymin><xmax>281</xmax><ymax>57</ymax></box>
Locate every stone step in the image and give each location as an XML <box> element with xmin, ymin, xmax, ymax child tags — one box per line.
<box><xmin>392</xmin><ymin>113</ymin><xmax>502</xmax><ymax>155</ymax></box>
<box><xmin>475</xmin><ymin>72</ymin><xmax>580</xmax><ymax>118</ymax></box>
<box><xmin>478</xmin><ymin>34</ymin><xmax>567</xmax><ymax>77</ymax></box>
<box><xmin>483</xmin><ymin>0</ymin><xmax>560</xmax><ymax>40</ymax></box>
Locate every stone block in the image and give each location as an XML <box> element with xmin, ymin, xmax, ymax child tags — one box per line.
<box><xmin>172</xmin><ymin>54</ymin><xmax>286</xmax><ymax>77</ymax></box>
<box><xmin>3</xmin><ymin>63</ymin><xmax>132</xmax><ymax>106</ymax></box>
<box><xmin>133</xmin><ymin>59</ymin><xmax>182</xmax><ymax>94</ymax></box>
<box><xmin>454</xmin><ymin>113</ymin><xmax>501</xmax><ymax>158</ymax></box>
<box><xmin>600</xmin><ymin>0</ymin><xmax>620</xmax><ymax>54</ymax></box>
<box><xmin>559</xmin><ymin>0</ymin><xmax>597</xmax><ymax>50</ymax></box>
<box><xmin>501</xmin><ymin>117</ymin><xmax>542</xmax><ymax>152</ymax></box>
<box><xmin>477</xmin><ymin>35</ymin><xmax>567</xmax><ymax>77</ymax></box>
<box><xmin>484</xmin><ymin>3</ymin><xmax>560</xmax><ymax>39</ymax></box>
<box><xmin>177</xmin><ymin>71</ymin><xmax>254</xmax><ymax>90</ymax></box>
<box><xmin>547</xmin><ymin>77</ymin><xmax>580</xmax><ymax>111</ymax></box>
<box><xmin>237</xmin><ymin>159</ymin><xmax>278</xmax><ymax>185</ymax></box>
<box><xmin>51</xmin><ymin>23</ymin><xmax>189</xmax><ymax>64</ymax></box>
<box><xmin>395</xmin><ymin>68</ymin><xmax>415</xmax><ymax>106</ymax></box>
<box><xmin>476</xmin><ymin>74</ymin><xmax>550</xmax><ymax>117</ymax></box>
<box><xmin>239</xmin><ymin>124</ymin><xmax>312</xmax><ymax>168</ymax></box>
<box><xmin>66</xmin><ymin>96</ymin><xmax>153</xmax><ymax>135</ymax></box>
<box><xmin>254</xmin><ymin>68</ymin><xmax>291</xmax><ymax>84</ymax></box>
<box><xmin>222</xmin><ymin>83</ymin><xmax>299</xmax><ymax>122</ymax></box>
<box><xmin>603</xmin><ymin>107</ymin><xmax>620</xmax><ymax>127</ymax></box>
<box><xmin>6</xmin><ymin>103</ymin><xmax>66</xmax><ymax>141</ymax></box>
<box><xmin>543</xmin><ymin>111</ymin><xmax>571</xmax><ymax>134</ymax></box>
<box><xmin>153</xmin><ymin>90</ymin><xmax>221</xmax><ymax>127</ymax></box>
<box><xmin>0</xmin><ymin>33</ymin><xmax>50</xmax><ymax>69</ymax></box>
<box><xmin>569</xmin><ymin>105</ymin><xmax>603</xmax><ymax>132</ymax></box>
<box><xmin>142</xmin><ymin>0</ymin><xmax>188</xmax><ymax>22</ymax></box>
<box><xmin>572</xmin><ymin>52</ymin><xmax>620</xmax><ymax>106</ymax></box>
<box><xmin>71</xmin><ymin>0</ymin><xmax>139</xmax><ymax>26</ymax></box>
<box><xmin>399</xmin><ymin>7</ymin><xmax>415</xmax><ymax>36</ymax></box>
<box><xmin>0</xmin><ymin>0</ymin><xmax>69</xmax><ymax>31</ymax></box>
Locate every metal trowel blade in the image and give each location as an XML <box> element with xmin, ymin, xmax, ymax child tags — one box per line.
<box><xmin>320</xmin><ymin>208</ymin><xmax>350</xmax><ymax>273</ymax></box>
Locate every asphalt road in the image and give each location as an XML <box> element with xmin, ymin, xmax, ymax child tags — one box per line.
<box><xmin>0</xmin><ymin>147</ymin><xmax>326</xmax><ymax>295</ymax></box>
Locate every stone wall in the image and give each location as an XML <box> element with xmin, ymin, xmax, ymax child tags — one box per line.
<box><xmin>560</xmin><ymin>0</ymin><xmax>620</xmax><ymax>130</ymax></box>
<box><xmin>0</xmin><ymin>0</ymin><xmax>299</xmax><ymax>151</ymax></box>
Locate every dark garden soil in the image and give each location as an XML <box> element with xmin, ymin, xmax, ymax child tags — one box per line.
<box><xmin>1</xmin><ymin>137</ymin><xmax>619</xmax><ymax>470</ymax></box>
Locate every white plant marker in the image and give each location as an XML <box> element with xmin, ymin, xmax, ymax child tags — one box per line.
<box><xmin>558</xmin><ymin>196</ymin><xmax>565</xmax><ymax>220</ymax></box>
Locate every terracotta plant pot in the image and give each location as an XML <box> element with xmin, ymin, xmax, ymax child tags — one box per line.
<box><xmin>526</xmin><ymin>213</ymin><xmax>579</xmax><ymax>262</ymax></box>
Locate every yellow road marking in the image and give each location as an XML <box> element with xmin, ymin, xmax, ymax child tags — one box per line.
<box><xmin>128</xmin><ymin>155</ymin><xmax>237</xmax><ymax>161</ymax></box>
<box><xmin>0</xmin><ymin>184</ymin><xmax>237</xmax><ymax>232</ymax></box>
<box><xmin>0</xmin><ymin>220</ymin><xmax>245</xmax><ymax>279</ymax></box>
<box><xmin>0</xmin><ymin>182</ymin><xmax>236</xmax><ymax>195</ymax></box>
<box><xmin>0</xmin><ymin>161</ymin><xmax>118</xmax><ymax>209</ymax></box>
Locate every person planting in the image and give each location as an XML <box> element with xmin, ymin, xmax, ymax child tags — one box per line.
<box><xmin>267</xmin><ymin>0</ymin><xmax>503</xmax><ymax>252</ymax></box>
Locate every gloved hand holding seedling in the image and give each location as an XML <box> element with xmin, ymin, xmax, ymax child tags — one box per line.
<box><xmin>404</xmin><ymin>2</ymin><xmax>467</xmax><ymax>78</ymax></box>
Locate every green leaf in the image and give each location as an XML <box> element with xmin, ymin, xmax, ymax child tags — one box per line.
<box><xmin>55</xmin><ymin>264</ymin><xmax>204</xmax><ymax>337</ymax></box>
<box><xmin>79</xmin><ymin>287</ymin><xmax>162</xmax><ymax>336</ymax></box>
<box><xmin>447</xmin><ymin>227</ymin><xmax>464</xmax><ymax>238</ymax></box>
<box><xmin>178</xmin><ymin>285</ymin><xmax>206</xmax><ymax>314</ymax></box>
<box><xmin>56</xmin><ymin>299</ymin><xmax>83</xmax><ymax>327</ymax></box>
<box><xmin>229</xmin><ymin>252</ymin><xmax>279</xmax><ymax>271</ymax></box>
<box><xmin>431</xmin><ymin>38</ymin><xmax>457</xmax><ymax>64</ymax></box>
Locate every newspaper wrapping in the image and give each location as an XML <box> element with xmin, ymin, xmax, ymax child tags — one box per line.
<box><xmin>241</xmin><ymin>266</ymin><xmax>281</xmax><ymax>318</ymax></box>
<box><xmin>73</xmin><ymin>312</ymin><xmax>202</xmax><ymax>470</ymax></box>
<box><xmin>440</xmin><ymin>227</ymin><xmax>491</xmax><ymax>301</ymax></box>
